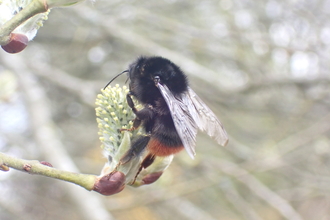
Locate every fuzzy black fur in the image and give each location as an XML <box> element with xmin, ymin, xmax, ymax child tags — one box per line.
<box><xmin>127</xmin><ymin>56</ymin><xmax>188</xmax><ymax>153</ymax></box>
<box><xmin>128</xmin><ymin>56</ymin><xmax>188</xmax><ymax>105</ymax></box>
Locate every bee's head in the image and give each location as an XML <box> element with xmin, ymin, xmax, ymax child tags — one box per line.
<box><xmin>128</xmin><ymin>56</ymin><xmax>188</xmax><ymax>96</ymax></box>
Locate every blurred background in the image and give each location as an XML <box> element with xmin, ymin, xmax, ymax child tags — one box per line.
<box><xmin>1</xmin><ymin>0</ymin><xmax>330</xmax><ymax>220</ymax></box>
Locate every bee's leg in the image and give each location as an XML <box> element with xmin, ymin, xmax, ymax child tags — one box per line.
<box><xmin>120</xmin><ymin>94</ymin><xmax>141</xmax><ymax>131</ymax></box>
<box><xmin>132</xmin><ymin>154</ymin><xmax>155</xmax><ymax>184</ymax></box>
<box><xmin>126</xmin><ymin>94</ymin><xmax>154</xmax><ymax>120</ymax></box>
<box><xmin>119</xmin><ymin>135</ymin><xmax>150</xmax><ymax>164</ymax></box>
<box><xmin>120</xmin><ymin>117</ymin><xmax>141</xmax><ymax>132</ymax></box>
<box><xmin>126</xmin><ymin>93</ymin><xmax>138</xmax><ymax>114</ymax></box>
<box><xmin>121</xmin><ymin>93</ymin><xmax>154</xmax><ymax>132</ymax></box>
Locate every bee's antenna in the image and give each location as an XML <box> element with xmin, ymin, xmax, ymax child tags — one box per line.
<box><xmin>103</xmin><ymin>70</ymin><xmax>129</xmax><ymax>89</ymax></box>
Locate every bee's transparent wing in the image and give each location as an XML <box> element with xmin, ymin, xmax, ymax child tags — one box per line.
<box><xmin>183</xmin><ymin>87</ymin><xmax>229</xmax><ymax>147</ymax></box>
<box><xmin>157</xmin><ymin>83</ymin><xmax>198</xmax><ymax>159</ymax></box>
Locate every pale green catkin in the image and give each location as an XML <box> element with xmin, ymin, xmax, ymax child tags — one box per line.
<box><xmin>95</xmin><ymin>84</ymin><xmax>173</xmax><ymax>186</ymax></box>
<box><xmin>95</xmin><ymin>84</ymin><xmax>140</xmax><ymax>156</ymax></box>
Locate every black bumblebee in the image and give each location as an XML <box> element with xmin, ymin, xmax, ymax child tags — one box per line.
<box><xmin>105</xmin><ymin>56</ymin><xmax>228</xmax><ymax>175</ymax></box>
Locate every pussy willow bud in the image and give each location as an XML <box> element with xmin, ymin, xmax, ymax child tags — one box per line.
<box><xmin>95</xmin><ymin>84</ymin><xmax>173</xmax><ymax>187</ymax></box>
<box><xmin>1</xmin><ymin>33</ymin><xmax>28</xmax><ymax>53</ymax></box>
<box><xmin>0</xmin><ymin>0</ymin><xmax>49</xmax><ymax>53</ymax></box>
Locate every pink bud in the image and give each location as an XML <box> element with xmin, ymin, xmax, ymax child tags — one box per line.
<box><xmin>93</xmin><ymin>171</ymin><xmax>126</xmax><ymax>196</ymax></box>
<box><xmin>1</xmin><ymin>33</ymin><xmax>28</xmax><ymax>53</ymax></box>
<box><xmin>40</xmin><ymin>161</ymin><xmax>53</xmax><ymax>167</ymax></box>
<box><xmin>142</xmin><ymin>171</ymin><xmax>163</xmax><ymax>185</ymax></box>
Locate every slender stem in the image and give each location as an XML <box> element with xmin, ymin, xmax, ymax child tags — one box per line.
<box><xmin>0</xmin><ymin>152</ymin><xmax>97</xmax><ymax>191</ymax></box>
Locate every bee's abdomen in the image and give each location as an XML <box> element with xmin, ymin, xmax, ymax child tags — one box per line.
<box><xmin>147</xmin><ymin>137</ymin><xmax>184</xmax><ymax>157</ymax></box>
<box><xmin>147</xmin><ymin>113</ymin><xmax>183</xmax><ymax>156</ymax></box>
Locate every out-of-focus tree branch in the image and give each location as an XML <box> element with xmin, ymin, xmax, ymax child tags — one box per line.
<box><xmin>27</xmin><ymin>60</ymin><xmax>103</xmax><ymax>106</ymax></box>
<box><xmin>243</xmin><ymin>112</ymin><xmax>330</xmax><ymax>172</ymax></box>
<box><xmin>234</xmin><ymin>76</ymin><xmax>330</xmax><ymax>94</ymax></box>
<box><xmin>213</xmin><ymin>159</ymin><xmax>303</xmax><ymax>220</ymax></box>
<box><xmin>219</xmin><ymin>179</ymin><xmax>263</xmax><ymax>220</ymax></box>
<box><xmin>73</xmin><ymin>5</ymin><xmax>226</xmax><ymax>88</ymax></box>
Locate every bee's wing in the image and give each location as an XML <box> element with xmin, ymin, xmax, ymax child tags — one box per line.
<box><xmin>183</xmin><ymin>87</ymin><xmax>229</xmax><ymax>147</ymax></box>
<box><xmin>157</xmin><ymin>83</ymin><xmax>198</xmax><ymax>159</ymax></box>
